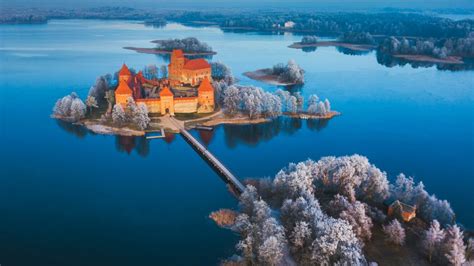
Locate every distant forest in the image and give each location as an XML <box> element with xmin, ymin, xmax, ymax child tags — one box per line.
<box><xmin>2</xmin><ymin>7</ymin><xmax>473</xmax><ymax>59</ymax></box>
<box><xmin>1</xmin><ymin>7</ymin><xmax>473</xmax><ymax>39</ymax></box>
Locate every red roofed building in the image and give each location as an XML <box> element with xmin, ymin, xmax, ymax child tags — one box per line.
<box><xmin>168</xmin><ymin>49</ymin><xmax>212</xmax><ymax>86</ymax></box>
<box><xmin>115</xmin><ymin>59</ymin><xmax>214</xmax><ymax>115</ymax></box>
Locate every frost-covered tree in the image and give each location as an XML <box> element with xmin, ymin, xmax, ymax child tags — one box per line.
<box><xmin>134</xmin><ymin>103</ymin><xmax>151</xmax><ymax>130</ymax></box>
<box><xmin>324</xmin><ymin>99</ymin><xmax>331</xmax><ymax>112</ymax></box>
<box><xmin>422</xmin><ymin>220</ymin><xmax>445</xmax><ymax>262</ymax></box>
<box><xmin>383</xmin><ymin>219</ymin><xmax>405</xmax><ymax>246</ymax></box>
<box><xmin>112</xmin><ymin>104</ymin><xmax>126</xmax><ymax>126</ymax></box>
<box><xmin>328</xmin><ymin>194</ymin><xmax>373</xmax><ymax>241</ymax></box>
<box><xmin>211</xmin><ymin>61</ymin><xmax>234</xmax><ymax>83</ymax></box>
<box><xmin>70</xmin><ymin>97</ymin><xmax>86</xmax><ymax>121</ymax></box>
<box><xmin>282</xmin><ymin>60</ymin><xmax>305</xmax><ymax>84</ymax></box>
<box><xmin>443</xmin><ymin>225</ymin><xmax>466</xmax><ymax>266</ymax></box>
<box><xmin>53</xmin><ymin>92</ymin><xmax>86</xmax><ymax>122</ymax></box>
<box><xmin>53</xmin><ymin>93</ymin><xmax>75</xmax><ymax>117</ymax></box>
<box><xmin>258</xmin><ymin>236</ymin><xmax>285</xmax><ymax>265</ymax></box>
<box><xmin>85</xmin><ymin>95</ymin><xmax>98</xmax><ymax>114</ymax></box>
<box><xmin>223</xmin><ymin>86</ymin><xmax>240</xmax><ymax>115</ymax></box>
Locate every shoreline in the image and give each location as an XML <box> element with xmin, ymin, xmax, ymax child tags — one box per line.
<box><xmin>243</xmin><ymin>69</ymin><xmax>301</xmax><ymax>86</ymax></box>
<box><xmin>123</xmin><ymin>46</ymin><xmax>217</xmax><ymax>56</ymax></box>
<box><xmin>53</xmin><ymin>109</ymin><xmax>340</xmax><ymax>137</ymax></box>
<box><xmin>289</xmin><ymin>41</ymin><xmax>376</xmax><ymax>52</ymax></box>
<box><xmin>392</xmin><ymin>54</ymin><xmax>464</xmax><ymax>65</ymax></box>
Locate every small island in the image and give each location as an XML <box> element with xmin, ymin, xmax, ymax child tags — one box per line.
<box><xmin>289</xmin><ymin>33</ymin><xmax>377</xmax><ymax>52</ymax></box>
<box><xmin>52</xmin><ymin>49</ymin><xmax>338</xmax><ymax>137</ymax></box>
<box><xmin>290</xmin><ymin>34</ymin><xmax>474</xmax><ymax>68</ymax></box>
<box><xmin>124</xmin><ymin>37</ymin><xmax>217</xmax><ymax>56</ymax></box>
<box><xmin>244</xmin><ymin>60</ymin><xmax>305</xmax><ymax>86</ymax></box>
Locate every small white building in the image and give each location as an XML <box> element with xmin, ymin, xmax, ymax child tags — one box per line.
<box><xmin>284</xmin><ymin>21</ymin><xmax>295</xmax><ymax>29</ymax></box>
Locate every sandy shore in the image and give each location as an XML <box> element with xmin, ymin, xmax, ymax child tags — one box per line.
<box><xmin>82</xmin><ymin>120</ymin><xmax>145</xmax><ymax>136</ymax></box>
<box><xmin>243</xmin><ymin>69</ymin><xmax>300</xmax><ymax>86</ymax></box>
<box><xmin>289</xmin><ymin>41</ymin><xmax>376</xmax><ymax>52</ymax></box>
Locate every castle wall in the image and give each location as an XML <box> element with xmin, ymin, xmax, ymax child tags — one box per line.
<box><xmin>174</xmin><ymin>97</ymin><xmax>198</xmax><ymax>113</ymax></box>
<box><xmin>136</xmin><ymin>99</ymin><xmax>161</xmax><ymax>113</ymax></box>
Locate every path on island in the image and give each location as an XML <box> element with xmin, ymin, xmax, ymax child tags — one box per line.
<box><xmin>167</xmin><ymin>116</ymin><xmax>246</xmax><ymax>194</ymax></box>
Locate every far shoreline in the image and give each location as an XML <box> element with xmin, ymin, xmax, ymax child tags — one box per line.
<box><xmin>123</xmin><ymin>46</ymin><xmax>217</xmax><ymax>56</ymax></box>
<box><xmin>289</xmin><ymin>41</ymin><xmax>376</xmax><ymax>52</ymax></box>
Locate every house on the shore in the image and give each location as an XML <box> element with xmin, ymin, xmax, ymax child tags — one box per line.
<box><xmin>386</xmin><ymin>200</ymin><xmax>417</xmax><ymax>222</ymax></box>
<box><xmin>115</xmin><ymin>49</ymin><xmax>215</xmax><ymax>115</ymax></box>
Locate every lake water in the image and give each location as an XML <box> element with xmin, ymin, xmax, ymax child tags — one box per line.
<box><xmin>0</xmin><ymin>20</ymin><xmax>473</xmax><ymax>265</ymax></box>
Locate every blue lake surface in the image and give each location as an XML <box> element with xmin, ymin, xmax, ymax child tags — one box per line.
<box><xmin>0</xmin><ymin>20</ymin><xmax>473</xmax><ymax>265</ymax></box>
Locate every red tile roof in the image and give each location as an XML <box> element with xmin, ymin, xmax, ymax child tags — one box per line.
<box><xmin>119</xmin><ymin>64</ymin><xmax>131</xmax><ymax>76</ymax></box>
<box><xmin>116</xmin><ymin>80</ymin><xmax>133</xmax><ymax>94</ymax></box>
<box><xmin>184</xmin><ymin>58</ymin><xmax>210</xmax><ymax>70</ymax></box>
<box><xmin>159</xmin><ymin>86</ymin><xmax>174</xmax><ymax>97</ymax></box>
<box><xmin>198</xmin><ymin>76</ymin><xmax>213</xmax><ymax>92</ymax></box>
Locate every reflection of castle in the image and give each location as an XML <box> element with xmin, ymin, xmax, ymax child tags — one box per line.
<box><xmin>115</xmin><ymin>49</ymin><xmax>214</xmax><ymax>115</ymax></box>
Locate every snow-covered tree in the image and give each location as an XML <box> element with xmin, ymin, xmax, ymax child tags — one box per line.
<box><xmin>324</xmin><ymin>99</ymin><xmax>331</xmax><ymax>112</ymax></box>
<box><xmin>422</xmin><ymin>220</ymin><xmax>445</xmax><ymax>262</ymax></box>
<box><xmin>223</xmin><ymin>86</ymin><xmax>240</xmax><ymax>115</ymax></box>
<box><xmin>134</xmin><ymin>103</ymin><xmax>151</xmax><ymax>130</ymax></box>
<box><xmin>53</xmin><ymin>93</ymin><xmax>87</xmax><ymax>122</ymax></box>
<box><xmin>258</xmin><ymin>236</ymin><xmax>285</xmax><ymax>265</ymax></box>
<box><xmin>443</xmin><ymin>225</ymin><xmax>466</xmax><ymax>266</ymax></box>
<box><xmin>70</xmin><ymin>97</ymin><xmax>86</xmax><ymax>121</ymax></box>
<box><xmin>85</xmin><ymin>95</ymin><xmax>98</xmax><ymax>114</ymax></box>
<box><xmin>329</xmin><ymin>194</ymin><xmax>373</xmax><ymax>241</ymax></box>
<box><xmin>112</xmin><ymin>104</ymin><xmax>126</xmax><ymax>125</ymax></box>
<box><xmin>211</xmin><ymin>61</ymin><xmax>234</xmax><ymax>83</ymax></box>
<box><xmin>383</xmin><ymin>219</ymin><xmax>405</xmax><ymax>246</ymax></box>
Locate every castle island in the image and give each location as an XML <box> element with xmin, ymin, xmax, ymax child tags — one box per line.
<box><xmin>115</xmin><ymin>49</ymin><xmax>215</xmax><ymax>115</ymax></box>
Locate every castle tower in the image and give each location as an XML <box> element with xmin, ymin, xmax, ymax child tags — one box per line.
<box><xmin>159</xmin><ymin>86</ymin><xmax>175</xmax><ymax>115</ymax></box>
<box><xmin>115</xmin><ymin>80</ymin><xmax>133</xmax><ymax>107</ymax></box>
<box><xmin>119</xmin><ymin>64</ymin><xmax>132</xmax><ymax>84</ymax></box>
<box><xmin>197</xmin><ymin>76</ymin><xmax>214</xmax><ymax>113</ymax></box>
<box><xmin>168</xmin><ymin>49</ymin><xmax>185</xmax><ymax>85</ymax></box>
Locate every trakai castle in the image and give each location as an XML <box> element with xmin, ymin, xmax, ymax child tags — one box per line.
<box><xmin>115</xmin><ymin>49</ymin><xmax>215</xmax><ymax>115</ymax></box>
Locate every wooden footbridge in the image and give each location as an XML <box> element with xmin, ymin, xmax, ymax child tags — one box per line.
<box><xmin>168</xmin><ymin>117</ymin><xmax>246</xmax><ymax>194</ymax></box>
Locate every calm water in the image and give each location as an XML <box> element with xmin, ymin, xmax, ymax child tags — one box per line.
<box><xmin>0</xmin><ymin>20</ymin><xmax>473</xmax><ymax>265</ymax></box>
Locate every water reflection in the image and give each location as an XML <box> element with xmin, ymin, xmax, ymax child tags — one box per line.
<box><xmin>55</xmin><ymin>120</ymin><xmax>89</xmax><ymax>138</ymax></box>
<box><xmin>336</xmin><ymin>46</ymin><xmax>372</xmax><ymax>56</ymax></box>
<box><xmin>302</xmin><ymin>46</ymin><xmax>317</xmax><ymax>53</ymax></box>
<box><xmin>56</xmin><ymin>116</ymin><xmax>330</xmax><ymax>155</ymax></box>
<box><xmin>115</xmin><ymin>136</ymin><xmax>151</xmax><ymax>157</ymax></box>
<box><xmin>222</xmin><ymin>116</ymin><xmax>330</xmax><ymax>148</ymax></box>
<box><xmin>376</xmin><ymin>51</ymin><xmax>474</xmax><ymax>71</ymax></box>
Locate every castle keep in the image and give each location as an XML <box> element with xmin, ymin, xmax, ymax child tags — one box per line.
<box><xmin>115</xmin><ymin>49</ymin><xmax>214</xmax><ymax>115</ymax></box>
